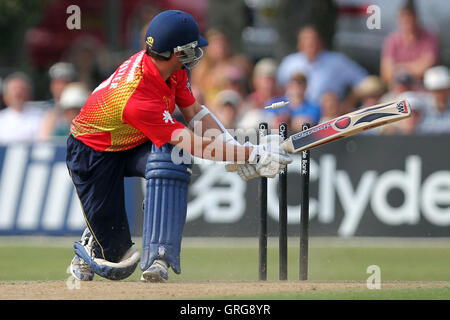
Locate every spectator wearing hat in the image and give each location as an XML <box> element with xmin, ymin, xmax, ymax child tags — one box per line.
<box><xmin>235</xmin><ymin>59</ymin><xmax>281</xmax><ymax>130</ymax></box>
<box><xmin>236</xmin><ymin>58</ymin><xmax>281</xmax><ymax>130</ymax></box>
<box><xmin>380</xmin><ymin>0</ymin><xmax>439</xmax><ymax>86</ymax></box>
<box><xmin>380</xmin><ymin>72</ymin><xmax>415</xmax><ymax>103</ymax></box>
<box><xmin>277</xmin><ymin>25</ymin><xmax>367</xmax><ymax>104</ymax></box>
<box><xmin>38</xmin><ymin>62</ymin><xmax>78</xmax><ymax>141</ymax></box>
<box><xmin>418</xmin><ymin>66</ymin><xmax>450</xmax><ymax>134</ymax></box>
<box><xmin>0</xmin><ymin>72</ymin><xmax>44</xmax><ymax>143</ymax></box>
<box><xmin>354</xmin><ymin>75</ymin><xmax>386</xmax><ymax>109</ymax></box>
<box><xmin>39</xmin><ymin>82</ymin><xmax>89</xmax><ymax>141</ymax></box>
<box><xmin>352</xmin><ymin>75</ymin><xmax>387</xmax><ymax>135</ymax></box>
<box><xmin>265</xmin><ymin>73</ymin><xmax>321</xmax><ymax>132</ymax></box>
<box><xmin>378</xmin><ymin>71</ymin><xmax>429</xmax><ymax>135</ymax></box>
<box><xmin>243</xmin><ymin>58</ymin><xmax>281</xmax><ymax>111</ymax></box>
<box><xmin>48</xmin><ymin>62</ymin><xmax>77</xmax><ymax>107</ymax></box>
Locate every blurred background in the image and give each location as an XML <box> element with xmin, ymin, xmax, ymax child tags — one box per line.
<box><xmin>0</xmin><ymin>0</ymin><xmax>450</xmax><ymax>284</ymax></box>
<box><xmin>1</xmin><ymin>0</ymin><xmax>449</xmax><ymax>140</ymax></box>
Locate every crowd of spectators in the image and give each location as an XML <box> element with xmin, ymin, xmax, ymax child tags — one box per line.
<box><xmin>0</xmin><ymin>0</ymin><xmax>448</xmax><ymax>145</ymax></box>
<box><xmin>0</xmin><ymin>62</ymin><xmax>89</xmax><ymax>144</ymax></box>
<box><xmin>192</xmin><ymin>0</ymin><xmax>449</xmax><ymax>136</ymax></box>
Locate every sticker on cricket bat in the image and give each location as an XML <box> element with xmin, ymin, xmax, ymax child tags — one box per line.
<box><xmin>281</xmin><ymin>100</ymin><xmax>411</xmax><ymax>154</ymax></box>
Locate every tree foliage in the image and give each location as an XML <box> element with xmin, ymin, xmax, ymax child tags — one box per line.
<box><xmin>0</xmin><ymin>0</ymin><xmax>51</xmax><ymax>66</ymax></box>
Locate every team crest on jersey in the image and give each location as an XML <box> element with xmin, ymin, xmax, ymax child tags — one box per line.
<box><xmin>163</xmin><ymin>110</ymin><xmax>175</xmax><ymax>124</ymax></box>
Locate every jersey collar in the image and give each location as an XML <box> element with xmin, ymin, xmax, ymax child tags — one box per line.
<box><xmin>144</xmin><ymin>53</ymin><xmax>174</xmax><ymax>94</ymax></box>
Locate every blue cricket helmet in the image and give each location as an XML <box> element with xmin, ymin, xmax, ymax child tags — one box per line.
<box><xmin>145</xmin><ymin>10</ymin><xmax>208</xmax><ymax>69</ymax></box>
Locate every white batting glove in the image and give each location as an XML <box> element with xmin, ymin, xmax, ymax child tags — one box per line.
<box><xmin>225</xmin><ymin>135</ymin><xmax>292</xmax><ymax>180</ymax></box>
<box><xmin>225</xmin><ymin>163</ymin><xmax>260</xmax><ymax>181</ymax></box>
<box><xmin>249</xmin><ymin>135</ymin><xmax>292</xmax><ymax>178</ymax></box>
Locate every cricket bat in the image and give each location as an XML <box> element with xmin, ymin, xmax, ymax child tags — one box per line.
<box><xmin>281</xmin><ymin>100</ymin><xmax>411</xmax><ymax>154</ymax></box>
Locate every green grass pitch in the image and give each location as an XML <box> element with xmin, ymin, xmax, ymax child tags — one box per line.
<box><xmin>1</xmin><ymin>237</ymin><xmax>450</xmax><ymax>299</ymax></box>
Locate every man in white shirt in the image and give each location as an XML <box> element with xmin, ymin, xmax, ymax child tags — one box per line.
<box><xmin>0</xmin><ymin>72</ymin><xmax>44</xmax><ymax>144</ymax></box>
<box><xmin>277</xmin><ymin>25</ymin><xmax>368</xmax><ymax>104</ymax></box>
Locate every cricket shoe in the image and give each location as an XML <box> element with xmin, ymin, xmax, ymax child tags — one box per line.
<box><xmin>70</xmin><ymin>256</ymin><xmax>94</xmax><ymax>281</ymax></box>
<box><xmin>140</xmin><ymin>259</ymin><xmax>169</xmax><ymax>283</ymax></box>
<box><xmin>69</xmin><ymin>228</ymin><xmax>95</xmax><ymax>281</ymax></box>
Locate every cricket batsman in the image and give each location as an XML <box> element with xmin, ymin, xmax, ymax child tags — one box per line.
<box><xmin>67</xmin><ymin>10</ymin><xmax>291</xmax><ymax>283</ymax></box>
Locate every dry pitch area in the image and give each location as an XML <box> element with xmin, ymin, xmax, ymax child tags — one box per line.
<box><xmin>1</xmin><ymin>280</ymin><xmax>449</xmax><ymax>300</ymax></box>
<box><xmin>2</xmin><ymin>237</ymin><xmax>450</xmax><ymax>299</ymax></box>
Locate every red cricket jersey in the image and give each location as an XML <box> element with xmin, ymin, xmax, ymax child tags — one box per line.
<box><xmin>70</xmin><ymin>50</ymin><xmax>195</xmax><ymax>151</ymax></box>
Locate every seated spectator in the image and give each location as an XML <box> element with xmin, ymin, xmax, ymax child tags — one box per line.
<box><xmin>381</xmin><ymin>92</ymin><xmax>424</xmax><ymax>135</ymax></box>
<box><xmin>378</xmin><ymin>71</ymin><xmax>429</xmax><ymax>135</ymax></box>
<box><xmin>354</xmin><ymin>75</ymin><xmax>386</xmax><ymax>108</ymax></box>
<box><xmin>236</xmin><ymin>58</ymin><xmax>281</xmax><ymax>130</ymax></box>
<box><xmin>219</xmin><ymin>64</ymin><xmax>249</xmax><ymax>100</ymax></box>
<box><xmin>242</xmin><ymin>58</ymin><xmax>280</xmax><ymax>112</ymax></box>
<box><xmin>38</xmin><ymin>62</ymin><xmax>77</xmax><ymax>140</ymax></box>
<box><xmin>68</xmin><ymin>35</ymin><xmax>110</xmax><ymax>90</ymax></box>
<box><xmin>380</xmin><ymin>72</ymin><xmax>415</xmax><ymax>102</ymax></box>
<box><xmin>39</xmin><ymin>82</ymin><xmax>89</xmax><ymax>141</ymax></box>
<box><xmin>277</xmin><ymin>25</ymin><xmax>368</xmax><ymax>104</ymax></box>
<box><xmin>265</xmin><ymin>73</ymin><xmax>321</xmax><ymax>132</ymax></box>
<box><xmin>47</xmin><ymin>62</ymin><xmax>77</xmax><ymax>107</ymax></box>
<box><xmin>353</xmin><ymin>76</ymin><xmax>386</xmax><ymax>135</ymax></box>
<box><xmin>0</xmin><ymin>72</ymin><xmax>44</xmax><ymax>143</ymax></box>
<box><xmin>190</xmin><ymin>28</ymin><xmax>251</xmax><ymax>107</ymax></box>
<box><xmin>380</xmin><ymin>0</ymin><xmax>439</xmax><ymax>86</ymax></box>
<box><xmin>212</xmin><ymin>89</ymin><xmax>242</xmax><ymax>129</ymax></box>
<box><xmin>418</xmin><ymin>66</ymin><xmax>450</xmax><ymax>134</ymax></box>
<box><xmin>398</xmin><ymin>95</ymin><xmax>424</xmax><ymax>135</ymax></box>
<box><xmin>319</xmin><ymin>92</ymin><xmax>342</xmax><ymax>123</ymax></box>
